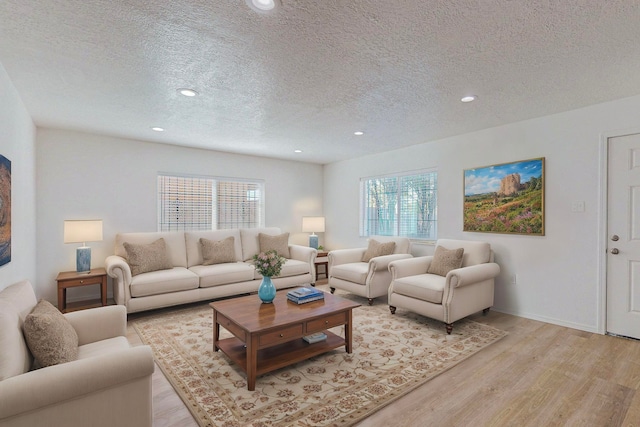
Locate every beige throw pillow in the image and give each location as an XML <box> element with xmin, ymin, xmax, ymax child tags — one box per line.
<box><xmin>23</xmin><ymin>300</ymin><xmax>78</xmax><ymax>367</ymax></box>
<box><xmin>427</xmin><ymin>246</ymin><xmax>464</xmax><ymax>277</ymax></box>
<box><xmin>362</xmin><ymin>239</ymin><xmax>396</xmax><ymax>262</ymax></box>
<box><xmin>258</xmin><ymin>232</ymin><xmax>291</xmax><ymax>258</ymax></box>
<box><xmin>200</xmin><ymin>236</ymin><xmax>236</xmax><ymax>265</ymax></box>
<box><xmin>123</xmin><ymin>238</ymin><xmax>173</xmax><ymax>276</ymax></box>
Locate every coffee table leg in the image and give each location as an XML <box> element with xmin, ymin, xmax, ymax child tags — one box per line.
<box><xmin>247</xmin><ymin>335</ymin><xmax>258</xmax><ymax>391</ymax></box>
<box><xmin>213</xmin><ymin>311</ymin><xmax>220</xmax><ymax>352</ymax></box>
<box><xmin>346</xmin><ymin>309</ymin><xmax>353</xmax><ymax>353</ymax></box>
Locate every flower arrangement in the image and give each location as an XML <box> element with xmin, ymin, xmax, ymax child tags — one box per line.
<box><xmin>252</xmin><ymin>250</ymin><xmax>286</xmax><ymax>277</ymax></box>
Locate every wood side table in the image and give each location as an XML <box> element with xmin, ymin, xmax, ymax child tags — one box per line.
<box><xmin>315</xmin><ymin>251</ymin><xmax>329</xmax><ymax>280</ymax></box>
<box><xmin>56</xmin><ymin>267</ymin><xmax>108</xmax><ymax>313</ymax></box>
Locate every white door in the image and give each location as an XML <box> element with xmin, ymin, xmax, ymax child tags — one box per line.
<box><xmin>607</xmin><ymin>133</ymin><xmax>640</xmax><ymax>339</ymax></box>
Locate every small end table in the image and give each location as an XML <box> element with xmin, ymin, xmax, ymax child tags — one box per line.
<box><xmin>56</xmin><ymin>267</ymin><xmax>108</xmax><ymax>313</ymax></box>
<box><xmin>315</xmin><ymin>251</ymin><xmax>329</xmax><ymax>280</ymax></box>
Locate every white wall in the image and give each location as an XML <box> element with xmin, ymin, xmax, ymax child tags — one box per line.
<box><xmin>0</xmin><ymin>63</ymin><xmax>36</xmax><ymax>291</ymax></box>
<box><xmin>36</xmin><ymin>129</ymin><xmax>323</xmax><ymax>304</ymax></box>
<box><xmin>325</xmin><ymin>94</ymin><xmax>640</xmax><ymax>333</ymax></box>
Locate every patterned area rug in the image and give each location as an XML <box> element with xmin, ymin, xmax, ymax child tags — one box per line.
<box><xmin>132</xmin><ymin>293</ymin><xmax>506</xmax><ymax>427</ymax></box>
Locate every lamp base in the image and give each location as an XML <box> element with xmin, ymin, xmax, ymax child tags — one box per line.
<box><xmin>308</xmin><ymin>234</ymin><xmax>319</xmax><ymax>249</ymax></box>
<box><xmin>76</xmin><ymin>247</ymin><xmax>91</xmax><ymax>273</ymax></box>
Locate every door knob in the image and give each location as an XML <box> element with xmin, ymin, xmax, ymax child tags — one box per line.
<box><xmin>611</xmin><ymin>248</ymin><xmax>620</xmax><ymax>255</ymax></box>
<box><xmin>611</xmin><ymin>235</ymin><xmax>619</xmax><ymax>241</ymax></box>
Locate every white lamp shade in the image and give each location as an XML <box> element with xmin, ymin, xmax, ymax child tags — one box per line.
<box><xmin>302</xmin><ymin>216</ymin><xmax>325</xmax><ymax>233</ymax></box>
<box><xmin>64</xmin><ymin>220</ymin><xmax>103</xmax><ymax>244</ymax></box>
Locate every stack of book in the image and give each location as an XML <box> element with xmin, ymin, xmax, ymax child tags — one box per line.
<box><xmin>303</xmin><ymin>332</ymin><xmax>327</xmax><ymax>343</ymax></box>
<box><xmin>287</xmin><ymin>287</ymin><xmax>325</xmax><ymax>304</ymax></box>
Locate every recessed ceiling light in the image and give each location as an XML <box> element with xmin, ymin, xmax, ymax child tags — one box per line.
<box><xmin>294</xmin><ymin>149</ymin><xmax>303</xmax><ymax>153</ymax></box>
<box><xmin>151</xmin><ymin>127</ymin><xmax>164</xmax><ymax>132</ymax></box>
<box><xmin>354</xmin><ymin>131</ymin><xmax>364</xmax><ymax>136</ymax></box>
<box><xmin>246</xmin><ymin>0</ymin><xmax>278</xmax><ymax>12</ymax></box>
<box><xmin>461</xmin><ymin>95</ymin><xmax>477</xmax><ymax>103</ymax></box>
<box><xmin>178</xmin><ymin>88</ymin><xmax>198</xmax><ymax>97</ymax></box>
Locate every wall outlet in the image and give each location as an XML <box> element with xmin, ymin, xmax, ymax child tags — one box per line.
<box><xmin>511</xmin><ymin>274</ymin><xmax>517</xmax><ymax>284</ymax></box>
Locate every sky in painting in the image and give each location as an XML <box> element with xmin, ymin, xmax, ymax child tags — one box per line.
<box><xmin>464</xmin><ymin>159</ymin><xmax>543</xmax><ymax>196</ymax></box>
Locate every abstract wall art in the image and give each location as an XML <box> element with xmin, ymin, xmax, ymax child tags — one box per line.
<box><xmin>0</xmin><ymin>154</ymin><xmax>11</xmax><ymax>266</ymax></box>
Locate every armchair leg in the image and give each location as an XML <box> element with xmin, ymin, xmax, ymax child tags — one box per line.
<box><xmin>367</xmin><ymin>298</ymin><xmax>374</xmax><ymax>306</ymax></box>
<box><xmin>445</xmin><ymin>323</ymin><xmax>453</xmax><ymax>334</ymax></box>
<box><xmin>330</xmin><ymin>287</ymin><xmax>335</xmax><ymax>294</ymax></box>
<box><xmin>483</xmin><ymin>307</ymin><xmax>490</xmax><ymax>315</ymax></box>
<box><xmin>389</xmin><ymin>306</ymin><xmax>396</xmax><ymax>314</ymax></box>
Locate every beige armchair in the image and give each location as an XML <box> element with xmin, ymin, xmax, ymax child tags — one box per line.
<box><xmin>0</xmin><ymin>280</ymin><xmax>154</xmax><ymax>427</ymax></box>
<box><xmin>388</xmin><ymin>239</ymin><xmax>500</xmax><ymax>334</ymax></box>
<box><xmin>328</xmin><ymin>236</ymin><xmax>412</xmax><ymax>305</ymax></box>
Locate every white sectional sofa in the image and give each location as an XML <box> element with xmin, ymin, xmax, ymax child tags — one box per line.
<box><xmin>105</xmin><ymin>227</ymin><xmax>317</xmax><ymax>313</ymax></box>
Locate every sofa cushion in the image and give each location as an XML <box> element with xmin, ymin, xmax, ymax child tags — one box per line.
<box><xmin>130</xmin><ymin>267</ymin><xmax>199</xmax><ymax>297</ymax></box>
<box><xmin>77</xmin><ymin>336</ymin><xmax>130</xmax><ymax>359</ymax></box>
<box><xmin>248</xmin><ymin>258</ymin><xmax>310</xmax><ymax>280</ymax></box>
<box><xmin>392</xmin><ymin>274</ymin><xmax>446</xmax><ymax>304</ymax></box>
<box><xmin>240</xmin><ymin>227</ymin><xmax>282</xmax><ymax>261</ymax></box>
<box><xmin>0</xmin><ymin>280</ymin><xmax>37</xmax><ymax>380</ymax></box>
<box><xmin>124</xmin><ymin>238</ymin><xmax>173</xmax><ymax>276</ymax></box>
<box><xmin>362</xmin><ymin>239</ymin><xmax>396</xmax><ymax>262</ymax></box>
<box><xmin>330</xmin><ymin>262</ymin><xmax>369</xmax><ymax>285</ymax></box>
<box><xmin>190</xmin><ymin>263</ymin><xmax>256</xmax><ymax>288</ymax></box>
<box><xmin>200</xmin><ymin>236</ymin><xmax>237</xmax><ymax>265</ymax></box>
<box><xmin>436</xmin><ymin>239</ymin><xmax>491</xmax><ymax>267</ymax></box>
<box><xmin>185</xmin><ymin>230</ymin><xmax>242</xmax><ymax>267</ymax></box>
<box><xmin>258</xmin><ymin>232</ymin><xmax>291</xmax><ymax>259</ymax></box>
<box><xmin>116</xmin><ymin>231</ymin><xmax>188</xmax><ymax>267</ymax></box>
<box><xmin>23</xmin><ymin>300</ymin><xmax>79</xmax><ymax>368</ymax></box>
<box><xmin>427</xmin><ymin>246</ymin><xmax>464</xmax><ymax>277</ymax></box>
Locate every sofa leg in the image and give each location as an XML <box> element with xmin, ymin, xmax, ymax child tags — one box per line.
<box><xmin>445</xmin><ymin>323</ymin><xmax>453</xmax><ymax>334</ymax></box>
<box><xmin>483</xmin><ymin>307</ymin><xmax>490</xmax><ymax>315</ymax></box>
<box><xmin>330</xmin><ymin>287</ymin><xmax>335</xmax><ymax>294</ymax></box>
<box><xmin>389</xmin><ymin>306</ymin><xmax>396</xmax><ymax>314</ymax></box>
<box><xmin>368</xmin><ymin>298</ymin><xmax>374</xmax><ymax>306</ymax></box>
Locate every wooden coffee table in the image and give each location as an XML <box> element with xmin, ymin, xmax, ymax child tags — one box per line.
<box><xmin>210</xmin><ymin>290</ymin><xmax>360</xmax><ymax>390</ymax></box>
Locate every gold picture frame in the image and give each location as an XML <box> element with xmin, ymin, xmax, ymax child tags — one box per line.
<box><xmin>463</xmin><ymin>157</ymin><xmax>545</xmax><ymax>235</ymax></box>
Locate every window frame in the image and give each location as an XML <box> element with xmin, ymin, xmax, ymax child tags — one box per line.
<box><xmin>359</xmin><ymin>168</ymin><xmax>437</xmax><ymax>241</ymax></box>
<box><xmin>157</xmin><ymin>172</ymin><xmax>265</xmax><ymax>231</ymax></box>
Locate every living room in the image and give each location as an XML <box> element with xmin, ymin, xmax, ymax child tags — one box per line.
<box><xmin>2</xmin><ymin>1</ymin><xmax>640</xmax><ymax>426</ymax></box>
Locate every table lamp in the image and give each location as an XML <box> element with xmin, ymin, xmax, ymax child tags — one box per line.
<box><xmin>302</xmin><ymin>216</ymin><xmax>325</xmax><ymax>249</ymax></box>
<box><xmin>64</xmin><ymin>220</ymin><xmax>103</xmax><ymax>273</ymax></box>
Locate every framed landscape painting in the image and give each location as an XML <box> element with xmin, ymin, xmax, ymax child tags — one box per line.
<box><xmin>0</xmin><ymin>154</ymin><xmax>10</xmax><ymax>266</ymax></box>
<box><xmin>463</xmin><ymin>157</ymin><xmax>544</xmax><ymax>235</ymax></box>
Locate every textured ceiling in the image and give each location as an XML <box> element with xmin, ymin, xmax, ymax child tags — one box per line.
<box><xmin>1</xmin><ymin>1</ymin><xmax>640</xmax><ymax>164</ymax></box>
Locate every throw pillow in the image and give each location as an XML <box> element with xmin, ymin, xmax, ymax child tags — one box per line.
<box><xmin>258</xmin><ymin>232</ymin><xmax>291</xmax><ymax>258</ymax></box>
<box><xmin>427</xmin><ymin>246</ymin><xmax>464</xmax><ymax>277</ymax></box>
<box><xmin>200</xmin><ymin>236</ymin><xmax>237</xmax><ymax>265</ymax></box>
<box><xmin>23</xmin><ymin>300</ymin><xmax>78</xmax><ymax>367</ymax></box>
<box><xmin>123</xmin><ymin>238</ymin><xmax>173</xmax><ymax>276</ymax></box>
<box><xmin>362</xmin><ymin>239</ymin><xmax>396</xmax><ymax>262</ymax></box>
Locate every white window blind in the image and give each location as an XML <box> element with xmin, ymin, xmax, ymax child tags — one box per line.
<box><xmin>360</xmin><ymin>170</ymin><xmax>437</xmax><ymax>240</ymax></box>
<box><xmin>158</xmin><ymin>174</ymin><xmax>264</xmax><ymax>231</ymax></box>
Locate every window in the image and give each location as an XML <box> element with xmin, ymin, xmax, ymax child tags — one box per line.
<box><xmin>360</xmin><ymin>170</ymin><xmax>437</xmax><ymax>240</ymax></box>
<box><xmin>157</xmin><ymin>174</ymin><xmax>264</xmax><ymax>231</ymax></box>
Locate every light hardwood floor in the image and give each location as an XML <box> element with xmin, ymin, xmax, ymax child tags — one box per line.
<box><xmin>127</xmin><ymin>283</ymin><xmax>640</xmax><ymax>427</ymax></box>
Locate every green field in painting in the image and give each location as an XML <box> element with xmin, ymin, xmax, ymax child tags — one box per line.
<box><xmin>463</xmin><ymin>189</ymin><xmax>543</xmax><ymax>234</ymax></box>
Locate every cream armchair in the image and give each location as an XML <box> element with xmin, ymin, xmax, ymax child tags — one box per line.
<box><xmin>388</xmin><ymin>239</ymin><xmax>500</xmax><ymax>334</ymax></box>
<box><xmin>328</xmin><ymin>236</ymin><xmax>412</xmax><ymax>305</ymax></box>
<box><xmin>0</xmin><ymin>280</ymin><xmax>155</xmax><ymax>427</ymax></box>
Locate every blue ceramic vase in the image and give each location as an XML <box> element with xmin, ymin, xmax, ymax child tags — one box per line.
<box><xmin>258</xmin><ymin>276</ymin><xmax>276</xmax><ymax>303</ymax></box>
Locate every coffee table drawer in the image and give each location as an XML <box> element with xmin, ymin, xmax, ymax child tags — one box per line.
<box><xmin>259</xmin><ymin>324</ymin><xmax>303</xmax><ymax>347</ymax></box>
<box><xmin>218</xmin><ymin>313</ymin><xmax>245</xmax><ymax>340</ymax></box>
<box><xmin>306</xmin><ymin>312</ymin><xmax>347</xmax><ymax>333</ymax></box>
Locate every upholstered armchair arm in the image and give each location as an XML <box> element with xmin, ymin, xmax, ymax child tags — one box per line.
<box><xmin>0</xmin><ymin>346</ymin><xmax>154</xmax><ymax>420</ymax></box>
<box><xmin>389</xmin><ymin>256</ymin><xmax>433</xmax><ymax>280</ymax></box>
<box><xmin>328</xmin><ymin>248</ymin><xmax>366</xmax><ymax>269</ymax></box>
<box><xmin>105</xmin><ymin>255</ymin><xmax>132</xmax><ymax>306</ymax></box>
<box><xmin>64</xmin><ymin>305</ymin><xmax>127</xmax><ymax>346</ymax></box>
<box><xmin>369</xmin><ymin>253</ymin><xmax>413</xmax><ymax>272</ymax></box>
<box><xmin>446</xmin><ymin>263</ymin><xmax>501</xmax><ymax>288</ymax></box>
<box><xmin>288</xmin><ymin>244</ymin><xmax>317</xmax><ymax>264</ymax></box>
